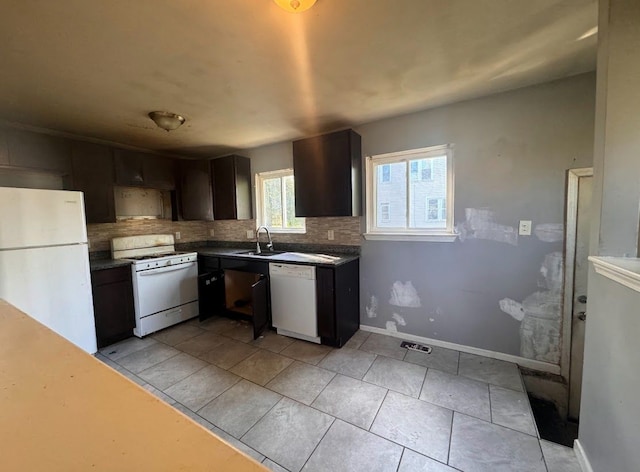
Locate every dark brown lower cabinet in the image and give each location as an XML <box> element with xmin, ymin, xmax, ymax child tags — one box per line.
<box><xmin>198</xmin><ymin>256</ymin><xmax>269</xmax><ymax>340</ymax></box>
<box><xmin>198</xmin><ymin>254</ymin><xmax>359</xmax><ymax>346</ymax></box>
<box><xmin>91</xmin><ymin>266</ymin><xmax>135</xmax><ymax>348</ymax></box>
<box><xmin>317</xmin><ymin>259</ymin><xmax>360</xmax><ymax>347</ymax></box>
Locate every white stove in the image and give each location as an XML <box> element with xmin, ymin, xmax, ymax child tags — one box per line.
<box><xmin>112</xmin><ymin>235</ymin><xmax>199</xmax><ymax>337</ymax></box>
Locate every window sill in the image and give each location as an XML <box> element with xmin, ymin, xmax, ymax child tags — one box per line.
<box><xmin>264</xmin><ymin>228</ymin><xmax>307</xmax><ymax>235</ymax></box>
<box><xmin>363</xmin><ymin>232</ymin><xmax>458</xmax><ymax>242</ymax></box>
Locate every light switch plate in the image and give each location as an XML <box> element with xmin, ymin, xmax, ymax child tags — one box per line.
<box><xmin>246</xmin><ymin>230</ymin><xmax>254</xmax><ymax>239</ymax></box>
<box><xmin>519</xmin><ymin>220</ymin><xmax>532</xmax><ymax>236</ymax></box>
<box><xmin>175</xmin><ymin>231</ymin><xmax>181</xmax><ymax>240</ymax></box>
<box><xmin>328</xmin><ymin>230</ymin><xmax>335</xmax><ymax>240</ymax></box>
<box><xmin>209</xmin><ymin>229</ymin><xmax>215</xmax><ymax>237</ymax></box>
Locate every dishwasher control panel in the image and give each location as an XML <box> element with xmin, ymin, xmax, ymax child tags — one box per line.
<box><xmin>269</xmin><ymin>263</ymin><xmax>316</xmax><ymax>280</ymax></box>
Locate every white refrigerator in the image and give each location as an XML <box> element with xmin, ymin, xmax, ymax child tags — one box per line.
<box><xmin>0</xmin><ymin>187</ymin><xmax>97</xmax><ymax>353</ymax></box>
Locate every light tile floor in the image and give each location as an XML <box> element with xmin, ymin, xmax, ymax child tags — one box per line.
<box><xmin>97</xmin><ymin>319</ymin><xmax>582</xmax><ymax>472</ymax></box>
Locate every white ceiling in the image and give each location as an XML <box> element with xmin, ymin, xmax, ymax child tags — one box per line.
<box><xmin>0</xmin><ymin>0</ymin><xmax>597</xmax><ymax>157</ymax></box>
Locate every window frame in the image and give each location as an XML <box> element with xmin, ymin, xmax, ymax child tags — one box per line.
<box><xmin>255</xmin><ymin>168</ymin><xmax>306</xmax><ymax>234</ymax></box>
<box><xmin>364</xmin><ymin>144</ymin><xmax>456</xmax><ymax>242</ymax></box>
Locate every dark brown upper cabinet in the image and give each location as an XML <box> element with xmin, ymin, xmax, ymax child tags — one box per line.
<box><xmin>114</xmin><ymin>149</ymin><xmax>144</xmax><ymax>186</ymax></box>
<box><xmin>179</xmin><ymin>159</ymin><xmax>213</xmax><ymax>221</ymax></box>
<box><xmin>114</xmin><ymin>149</ymin><xmax>176</xmax><ymax>190</ymax></box>
<box><xmin>6</xmin><ymin>129</ymin><xmax>72</xmax><ymax>175</ymax></box>
<box><xmin>143</xmin><ymin>155</ymin><xmax>176</xmax><ymax>190</ymax></box>
<box><xmin>211</xmin><ymin>155</ymin><xmax>252</xmax><ymax>220</ymax></box>
<box><xmin>71</xmin><ymin>142</ymin><xmax>116</xmax><ymax>224</ymax></box>
<box><xmin>293</xmin><ymin>129</ymin><xmax>362</xmax><ymax>217</ymax></box>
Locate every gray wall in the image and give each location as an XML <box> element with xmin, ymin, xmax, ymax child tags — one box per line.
<box><xmin>357</xmin><ymin>73</ymin><xmax>595</xmax><ymax>362</ymax></box>
<box><xmin>245</xmin><ymin>73</ymin><xmax>596</xmax><ymax>364</ymax></box>
<box><xmin>590</xmin><ymin>0</ymin><xmax>640</xmax><ymax>257</ymax></box>
<box><xmin>580</xmin><ymin>268</ymin><xmax>640</xmax><ymax>471</ymax></box>
<box><xmin>580</xmin><ymin>0</ymin><xmax>640</xmax><ymax>469</ymax></box>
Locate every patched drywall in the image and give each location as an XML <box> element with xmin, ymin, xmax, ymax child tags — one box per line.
<box><xmin>358</xmin><ymin>73</ymin><xmax>595</xmax><ymax>362</ymax></box>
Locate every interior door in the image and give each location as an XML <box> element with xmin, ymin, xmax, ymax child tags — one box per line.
<box><xmin>568</xmin><ymin>174</ymin><xmax>593</xmax><ymax>420</ymax></box>
<box><xmin>252</xmin><ymin>275</ymin><xmax>268</xmax><ymax>339</ymax></box>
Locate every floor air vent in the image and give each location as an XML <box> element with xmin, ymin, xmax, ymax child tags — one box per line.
<box><xmin>401</xmin><ymin>341</ymin><xmax>432</xmax><ymax>354</ymax></box>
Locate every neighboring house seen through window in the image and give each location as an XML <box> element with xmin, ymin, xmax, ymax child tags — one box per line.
<box><xmin>365</xmin><ymin>144</ymin><xmax>455</xmax><ymax>241</ymax></box>
<box><xmin>255</xmin><ymin>169</ymin><xmax>305</xmax><ymax>233</ymax></box>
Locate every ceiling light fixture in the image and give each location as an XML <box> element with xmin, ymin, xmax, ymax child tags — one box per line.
<box><xmin>273</xmin><ymin>0</ymin><xmax>316</xmax><ymax>13</ymax></box>
<box><xmin>148</xmin><ymin>111</ymin><xmax>186</xmax><ymax>131</ymax></box>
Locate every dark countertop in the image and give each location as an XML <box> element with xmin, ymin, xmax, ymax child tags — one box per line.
<box><xmin>193</xmin><ymin>246</ymin><xmax>359</xmax><ymax>267</ymax></box>
<box><xmin>89</xmin><ymin>259</ymin><xmax>132</xmax><ymax>272</ymax></box>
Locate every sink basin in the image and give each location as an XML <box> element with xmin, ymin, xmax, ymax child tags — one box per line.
<box><xmin>239</xmin><ymin>250</ymin><xmax>286</xmax><ymax>257</ymax></box>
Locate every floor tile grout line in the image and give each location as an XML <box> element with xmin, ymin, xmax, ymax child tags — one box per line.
<box><xmin>488</xmin><ymin>383</ymin><xmax>494</xmax><ymax>424</ymax></box>
<box><xmin>141</xmin><ymin>362</ymin><xmax>211</xmax><ymax>392</ymax></box>
<box><xmin>203</xmin><ymin>380</ymin><xmax>283</xmax><ymax>442</ymax></box>
<box><xmin>395</xmin><ymin>447</ymin><xmax>405</xmax><ymax>472</ymax></box>
<box><xmin>298</xmin><ymin>416</ymin><xmax>336</xmax><ymax>472</ymax></box>
<box><xmin>418</xmin><ymin>366</ymin><xmax>430</xmax><ymax>400</ymax></box>
<box><xmin>447</xmin><ymin>411</ymin><xmax>456</xmax><ymax>466</ymax></box>
<box><xmin>367</xmin><ymin>388</ymin><xmax>390</xmax><ymax>432</ymax></box>
<box><xmin>305</xmin><ymin>370</ymin><xmax>338</xmax><ymax>407</ymax></box>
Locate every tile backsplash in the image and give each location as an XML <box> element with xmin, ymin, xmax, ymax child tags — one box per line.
<box><xmin>87</xmin><ymin>216</ymin><xmax>362</xmax><ymax>252</ymax></box>
<box><xmin>87</xmin><ymin>220</ymin><xmax>211</xmax><ymax>252</ymax></box>
<box><xmin>211</xmin><ymin>217</ymin><xmax>362</xmax><ymax>246</ymax></box>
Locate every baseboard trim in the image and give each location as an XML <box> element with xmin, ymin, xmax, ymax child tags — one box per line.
<box><xmin>574</xmin><ymin>440</ymin><xmax>594</xmax><ymax>472</ymax></box>
<box><xmin>359</xmin><ymin>325</ymin><xmax>561</xmax><ymax>374</ymax></box>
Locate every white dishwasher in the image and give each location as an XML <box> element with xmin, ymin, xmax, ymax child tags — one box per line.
<box><xmin>269</xmin><ymin>263</ymin><xmax>320</xmax><ymax>344</ymax></box>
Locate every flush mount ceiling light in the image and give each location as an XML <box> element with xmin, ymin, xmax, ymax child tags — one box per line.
<box><xmin>148</xmin><ymin>111</ymin><xmax>185</xmax><ymax>131</ymax></box>
<box><xmin>273</xmin><ymin>0</ymin><xmax>316</xmax><ymax>13</ymax></box>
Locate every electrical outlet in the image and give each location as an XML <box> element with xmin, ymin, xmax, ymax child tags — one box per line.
<box><xmin>328</xmin><ymin>230</ymin><xmax>335</xmax><ymax>240</ymax></box>
<box><xmin>175</xmin><ymin>231</ymin><xmax>181</xmax><ymax>240</ymax></box>
<box><xmin>246</xmin><ymin>230</ymin><xmax>254</xmax><ymax>239</ymax></box>
<box><xmin>519</xmin><ymin>220</ymin><xmax>532</xmax><ymax>236</ymax></box>
<box><xmin>209</xmin><ymin>229</ymin><xmax>215</xmax><ymax>237</ymax></box>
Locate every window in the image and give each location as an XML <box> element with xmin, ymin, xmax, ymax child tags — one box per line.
<box><xmin>410</xmin><ymin>160</ymin><xmax>433</xmax><ymax>181</ymax></box>
<box><xmin>255</xmin><ymin>169</ymin><xmax>305</xmax><ymax>233</ymax></box>
<box><xmin>426</xmin><ymin>198</ymin><xmax>446</xmax><ymax>221</ymax></box>
<box><xmin>380</xmin><ymin>202</ymin><xmax>390</xmax><ymax>222</ymax></box>
<box><xmin>365</xmin><ymin>144</ymin><xmax>455</xmax><ymax>241</ymax></box>
<box><xmin>380</xmin><ymin>164</ymin><xmax>391</xmax><ymax>183</ymax></box>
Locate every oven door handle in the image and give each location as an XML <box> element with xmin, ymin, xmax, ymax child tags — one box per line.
<box><xmin>138</xmin><ymin>262</ymin><xmax>197</xmax><ymax>276</ymax></box>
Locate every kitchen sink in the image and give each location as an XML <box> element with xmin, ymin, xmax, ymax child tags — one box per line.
<box><xmin>239</xmin><ymin>250</ymin><xmax>286</xmax><ymax>257</ymax></box>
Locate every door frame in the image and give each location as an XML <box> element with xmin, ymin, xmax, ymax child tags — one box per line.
<box><xmin>561</xmin><ymin>167</ymin><xmax>593</xmax><ymax>381</ymax></box>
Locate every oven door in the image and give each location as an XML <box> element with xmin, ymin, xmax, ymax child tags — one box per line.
<box><xmin>134</xmin><ymin>261</ymin><xmax>198</xmax><ymax>318</ymax></box>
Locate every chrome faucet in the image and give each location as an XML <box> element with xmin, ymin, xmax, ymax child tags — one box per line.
<box><xmin>255</xmin><ymin>226</ymin><xmax>274</xmax><ymax>254</ymax></box>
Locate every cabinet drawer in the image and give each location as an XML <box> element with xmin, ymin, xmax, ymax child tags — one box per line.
<box><xmin>198</xmin><ymin>255</ymin><xmax>220</xmax><ymax>274</ymax></box>
<box><xmin>91</xmin><ymin>265</ymin><xmax>131</xmax><ymax>286</ymax></box>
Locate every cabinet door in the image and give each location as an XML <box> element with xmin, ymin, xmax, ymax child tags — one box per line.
<box><xmin>114</xmin><ymin>149</ymin><xmax>145</xmax><ymax>186</ymax></box>
<box><xmin>252</xmin><ymin>275</ymin><xmax>269</xmax><ymax>339</ymax></box>
<box><xmin>293</xmin><ymin>130</ymin><xmax>357</xmax><ymax>217</ymax></box>
<box><xmin>71</xmin><ymin>142</ymin><xmax>116</xmax><ymax>223</ymax></box>
<box><xmin>179</xmin><ymin>159</ymin><xmax>213</xmax><ymax>220</ymax></box>
<box><xmin>316</xmin><ymin>267</ymin><xmax>336</xmax><ymax>341</ymax></box>
<box><xmin>91</xmin><ymin>267</ymin><xmax>135</xmax><ymax>348</ymax></box>
<box><xmin>212</xmin><ymin>155</ymin><xmax>252</xmax><ymax>220</ymax></box>
<box><xmin>198</xmin><ymin>270</ymin><xmax>226</xmax><ymax>321</ymax></box>
<box><xmin>143</xmin><ymin>155</ymin><xmax>176</xmax><ymax>190</ymax></box>
<box><xmin>212</xmin><ymin>156</ymin><xmax>237</xmax><ymax>219</ymax></box>
<box><xmin>334</xmin><ymin>259</ymin><xmax>360</xmax><ymax>347</ymax></box>
<box><xmin>7</xmin><ymin>129</ymin><xmax>72</xmax><ymax>174</ymax></box>
<box><xmin>234</xmin><ymin>156</ymin><xmax>252</xmax><ymax>220</ymax></box>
